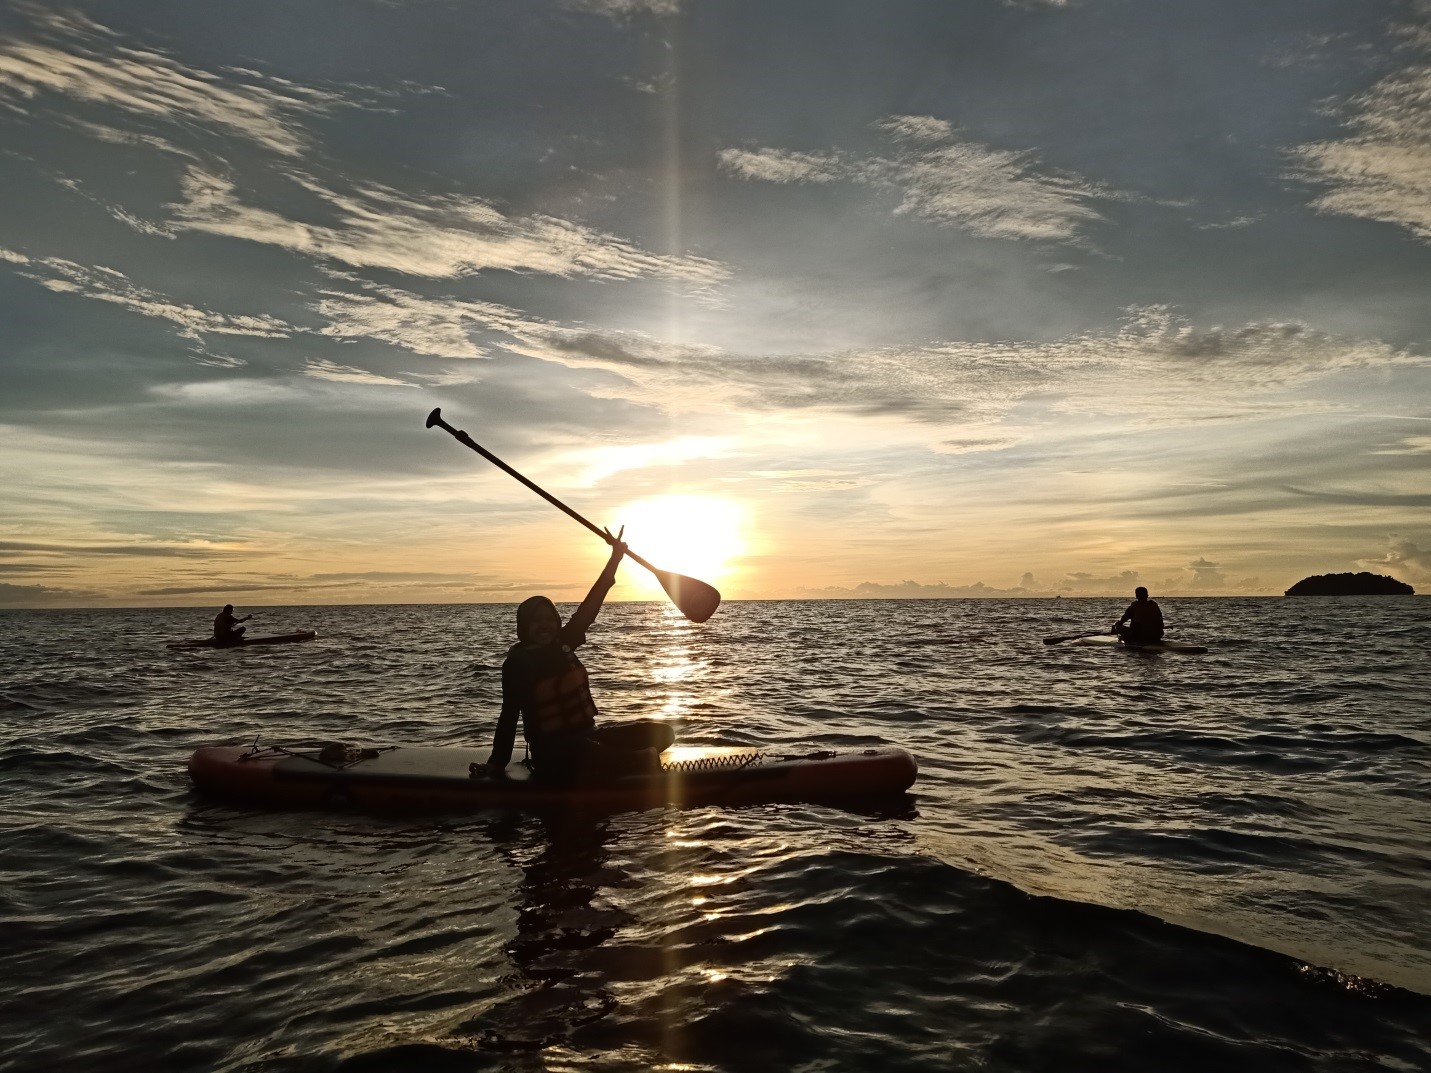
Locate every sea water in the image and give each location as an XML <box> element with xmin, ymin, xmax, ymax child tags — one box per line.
<box><xmin>1</xmin><ymin>597</ymin><xmax>1427</xmax><ymax>1071</ymax></box>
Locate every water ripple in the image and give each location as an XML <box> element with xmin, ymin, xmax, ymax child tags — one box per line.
<box><xmin>0</xmin><ymin>597</ymin><xmax>1428</xmax><ymax>1071</ymax></box>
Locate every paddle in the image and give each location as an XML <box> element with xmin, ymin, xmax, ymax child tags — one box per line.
<box><xmin>425</xmin><ymin>407</ymin><xmax>722</xmax><ymax>623</ymax></box>
<box><xmin>1042</xmin><ymin>629</ymin><xmax>1110</xmax><ymax>646</ymax></box>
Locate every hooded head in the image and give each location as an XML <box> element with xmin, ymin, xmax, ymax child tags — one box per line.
<box><xmin>516</xmin><ymin>595</ymin><xmax>562</xmax><ymax>644</ymax></box>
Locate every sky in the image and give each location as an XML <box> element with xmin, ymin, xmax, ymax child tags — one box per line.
<box><xmin>1</xmin><ymin>0</ymin><xmax>1429</xmax><ymax>608</ymax></box>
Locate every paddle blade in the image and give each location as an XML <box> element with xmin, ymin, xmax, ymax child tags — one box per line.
<box><xmin>653</xmin><ymin>570</ymin><xmax>722</xmax><ymax>623</ymax></box>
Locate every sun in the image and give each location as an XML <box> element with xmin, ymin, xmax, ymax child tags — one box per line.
<box><xmin>613</xmin><ymin>495</ymin><xmax>745</xmax><ymax>592</ymax></box>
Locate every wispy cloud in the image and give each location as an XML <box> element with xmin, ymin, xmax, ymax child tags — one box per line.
<box><xmin>1372</xmin><ymin>434</ymin><xmax>1431</xmax><ymax>455</ymax></box>
<box><xmin>0</xmin><ymin>9</ymin><xmax>350</xmax><ymax>156</ymax></box>
<box><xmin>167</xmin><ymin>167</ymin><xmax>730</xmax><ymax>288</ymax></box>
<box><xmin>875</xmin><ymin>115</ymin><xmax>955</xmax><ymax>143</ymax></box>
<box><xmin>133</xmin><ymin>571</ymin><xmax>522</xmax><ymax>598</ymax></box>
<box><xmin>715</xmin><ymin>148</ymin><xmax>842</xmax><ymax>184</ymax></box>
<box><xmin>301</xmin><ymin>359</ymin><xmax>416</xmax><ymax>387</ymax></box>
<box><xmin>719</xmin><ymin>113</ymin><xmax>1123</xmax><ymax>243</ymax></box>
<box><xmin>797</xmin><ymin>579</ymin><xmax>1036</xmax><ymax>599</ymax></box>
<box><xmin>571</xmin><ymin>436</ymin><xmax>737</xmax><ymax>484</ymax></box>
<box><xmin>316</xmin><ymin>274</ymin><xmax>537</xmax><ymax>360</ymax></box>
<box><xmin>0</xmin><ymin>538</ymin><xmax>251</xmax><ymax>558</ymax></box>
<box><xmin>511</xmin><ymin>306</ymin><xmax>1423</xmax><ymax>430</ymax></box>
<box><xmin>4</xmin><ymin>249</ymin><xmax>293</xmax><ymax>339</ymax></box>
<box><xmin>1291</xmin><ymin>25</ymin><xmax>1431</xmax><ymax>242</ymax></box>
<box><xmin>563</xmin><ymin>0</ymin><xmax>682</xmax><ymax>16</ymax></box>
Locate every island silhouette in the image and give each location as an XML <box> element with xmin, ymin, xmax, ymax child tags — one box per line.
<box><xmin>1284</xmin><ymin>572</ymin><xmax>1415</xmax><ymax>596</ymax></box>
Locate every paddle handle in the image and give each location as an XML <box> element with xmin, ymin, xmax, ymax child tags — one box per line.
<box><xmin>426</xmin><ymin>408</ymin><xmax>657</xmax><ymax>574</ymax></box>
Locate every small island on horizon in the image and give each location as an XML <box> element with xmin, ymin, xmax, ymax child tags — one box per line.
<box><xmin>1284</xmin><ymin>572</ymin><xmax>1415</xmax><ymax>596</ymax></box>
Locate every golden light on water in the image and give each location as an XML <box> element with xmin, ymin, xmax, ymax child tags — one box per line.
<box><xmin>616</xmin><ymin>494</ymin><xmax>746</xmax><ymax>594</ymax></box>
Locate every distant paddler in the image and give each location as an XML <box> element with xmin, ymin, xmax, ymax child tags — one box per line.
<box><xmin>212</xmin><ymin>604</ymin><xmax>253</xmax><ymax>646</ymax></box>
<box><xmin>1112</xmin><ymin>586</ymin><xmax>1164</xmax><ymax>646</ymax></box>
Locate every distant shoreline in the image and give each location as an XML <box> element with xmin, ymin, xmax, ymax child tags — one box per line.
<box><xmin>1</xmin><ymin>592</ymin><xmax>1423</xmax><ymax>611</ymax></box>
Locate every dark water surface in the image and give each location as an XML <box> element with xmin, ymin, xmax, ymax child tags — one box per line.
<box><xmin>1</xmin><ymin>597</ymin><xmax>1428</xmax><ymax>1072</ymax></box>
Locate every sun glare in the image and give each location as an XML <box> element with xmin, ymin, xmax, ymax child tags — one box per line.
<box><xmin>614</xmin><ymin>495</ymin><xmax>745</xmax><ymax>592</ymax></box>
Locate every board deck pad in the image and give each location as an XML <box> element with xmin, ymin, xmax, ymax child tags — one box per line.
<box><xmin>189</xmin><ymin>741</ymin><xmax>918</xmax><ymax>813</ymax></box>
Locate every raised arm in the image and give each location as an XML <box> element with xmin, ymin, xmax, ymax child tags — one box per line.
<box><xmin>565</xmin><ymin>530</ymin><xmax>626</xmax><ymax>637</ymax></box>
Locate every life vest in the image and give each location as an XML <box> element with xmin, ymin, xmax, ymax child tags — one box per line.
<box><xmin>527</xmin><ymin>651</ymin><xmax>597</xmax><ymax>739</ymax></box>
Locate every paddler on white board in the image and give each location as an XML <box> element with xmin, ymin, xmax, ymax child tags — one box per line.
<box><xmin>480</xmin><ymin>528</ymin><xmax>675</xmax><ymax>783</ymax></box>
<box><xmin>212</xmin><ymin>604</ymin><xmax>252</xmax><ymax>645</ymax></box>
<box><xmin>1111</xmin><ymin>586</ymin><xmax>1165</xmax><ymax>646</ymax></box>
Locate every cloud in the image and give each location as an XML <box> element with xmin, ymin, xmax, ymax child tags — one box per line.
<box><xmin>563</xmin><ymin>0</ymin><xmax>682</xmax><ymax>15</ymax></box>
<box><xmin>797</xmin><ymin>579</ymin><xmax>1036</xmax><ymax>599</ymax></box>
<box><xmin>0</xmin><ymin>580</ymin><xmax>103</xmax><ymax>606</ymax></box>
<box><xmin>307</xmin><ymin>571</ymin><xmax>476</xmax><ymax>582</ymax></box>
<box><xmin>719</xmin><ymin>114</ymin><xmax>1124</xmax><ymax>244</ymax></box>
<box><xmin>572</xmin><ymin>436</ymin><xmax>738</xmax><ymax>484</ymax></box>
<box><xmin>167</xmin><ymin>167</ymin><xmax>730</xmax><ymax>288</ymax></box>
<box><xmin>133</xmin><ymin>581</ymin><xmax>349</xmax><ymax>597</ymax></box>
<box><xmin>875</xmin><ymin>115</ymin><xmax>955</xmax><ymax>143</ymax></box>
<box><xmin>716</xmin><ymin>148</ymin><xmax>842</xmax><ymax>184</ymax></box>
<box><xmin>302</xmin><ymin>359</ymin><xmax>416</xmax><ymax>387</ymax></box>
<box><xmin>3</xmin><ymin>249</ymin><xmax>294</xmax><ymax>339</ymax></box>
<box><xmin>132</xmin><ymin>571</ymin><xmax>522</xmax><ymax>598</ymax></box>
<box><xmin>1282</xmin><ymin>487</ymin><xmax>1431</xmax><ymax>508</ymax></box>
<box><xmin>1054</xmin><ymin>570</ymin><xmax>1141</xmax><ymax>594</ymax></box>
<box><xmin>1150</xmin><ymin>563</ymin><xmax>1270</xmax><ymax>595</ymax></box>
<box><xmin>0</xmin><ymin>539</ymin><xmax>251</xmax><ymax>558</ymax></box>
<box><xmin>798</xmin><ymin>570</ymin><xmax>1149</xmax><ymax>599</ymax></box>
<box><xmin>748</xmin><ymin>469</ymin><xmax>875</xmax><ymax>490</ymax></box>
<box><xmin>1290</xmin><ymin>38</ymin><xmax>1431</xmax><ymax>242</ymax></box>
<box><xmin>932</xmin><ymin>436</ymin><xmax>1020</xmax><ymax>454</ymax></box>
<box><xmin>511</xmin><ymin>306</ymin><xmax>1424</xmax><ymax>431</ymax></box>
<box><xmin>1185</xmin><ymin>557</ymin><xmax>1227</xmax><ymax>590</ymax></box>
<box><xmin>1355</xmin><ymin>536</ymin><xmax>1431</xmax><ymax>584</ymax></box>
<box><xmin>1197</xmin><ymin>214</ymin><xmax>1261</xmax><ymax>230</ymax></box>
<box><xmin>0</xmin><ymin>9</ymin><xmax>352</xmax><ymax>156</ymax></box>
<box><xmin>315</xmin><ymin>274</ymin><xmax>538</xmax><ymax>359</ymax></box>
<box><xmin>1372</xmin><ymin>434</ymin><xmax>1431</xmax><ymax>455</ymax></box>
<box><xmin>883</xmin><ymin>141</ymin><xmax>1109</xmax><ymax>241</ymax></box>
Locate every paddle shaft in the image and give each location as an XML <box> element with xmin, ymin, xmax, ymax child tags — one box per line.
<box><xmin>1043</xmin><ymin>629</ymin><xmax>1108</xmax><ymax>645</ymax></box>
<box><xmin>426</xmin><ymin>409</ymin><xmax>661</xmax><ymax>576</ymax></box>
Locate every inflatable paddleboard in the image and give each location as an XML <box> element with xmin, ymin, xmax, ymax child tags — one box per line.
<box><xmin>1071</xmin><ymin>634</ymin><xmax>1208</xmax><ymax>654</ymax></box>
<box><xmin>166</xmin><ymin>631</ymin><xmax>317</xmax><ymax>649</ymax></box>
<box><xmin>188</xmin><ymin>741</ymin><xmax>918</xmax><ymax>813</ymax></box>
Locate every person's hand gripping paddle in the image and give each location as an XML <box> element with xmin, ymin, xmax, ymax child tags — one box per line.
<box><xmin>426</xmin><ymin>408</ymin><xmax>721</xmax><ymax>623</ymax></box>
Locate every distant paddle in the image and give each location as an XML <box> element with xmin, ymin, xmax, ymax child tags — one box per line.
<box><xmin>425</xmin><ymin>407</ymin><xmax>722</xmax><ymax>623</ymax></box>
<box><xmin>1042</xmin><ymin>630</ymin><xmax>1109</xmax><ymax>646</ymax></box>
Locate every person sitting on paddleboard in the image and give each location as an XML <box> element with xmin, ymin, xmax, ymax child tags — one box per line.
<box><xmin>1112</xmin><ymin>586</ymin><xmax>1164</xmax><ymax>646</ymax></box>
<box><xmin>213</xmin><ymin>604</ymin><xmax>252</xmax><ymax>645</ymax></box>
<box><xmin>483</xmin><ymin>529</ymin><xmax>674</xmax><ymax>782</ymax></box>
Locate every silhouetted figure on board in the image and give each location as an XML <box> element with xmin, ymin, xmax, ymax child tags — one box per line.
<box><xmin>212</xmin><ymin>604</ymin><xmax>252</xmax><ymax>645</ymax></box>
<box><xmin>1112</xmin><ymin>586</ymin><xmax>1164</xmax><ymax>645</ymax></box>
<box><xmin>482</xmin><ymin>529</ymin><xmax>674</xmax><ymax>783</ymax></box>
